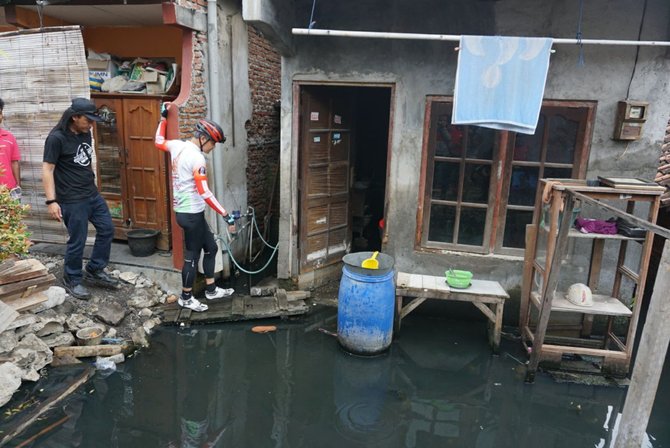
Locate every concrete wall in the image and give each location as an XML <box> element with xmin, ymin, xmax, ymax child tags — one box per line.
<box><xmin>277</xmin><ymin>0</ymin><xmax>670</xmax><ymax>303</ymax></box>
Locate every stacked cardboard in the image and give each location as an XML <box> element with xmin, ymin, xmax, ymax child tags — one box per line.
<box><xmin>87</xmin><ymin>52</ymin><xmax>177</xmax><ymax>95</ymax></box>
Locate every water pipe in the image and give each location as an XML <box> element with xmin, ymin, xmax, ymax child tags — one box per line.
<box><xmin>292</xmin><ymin>28</ymin><xmax>670</xmax><ymax>47</ymax></box>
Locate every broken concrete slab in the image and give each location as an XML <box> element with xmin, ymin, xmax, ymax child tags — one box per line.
<box><xmin>0</xmin><ymin>362</ymin><xmax>23</xmax><ymax>407</ymax></box>
<box><xmin>127</xmin><ymin>289</ymin><xmax>160</xmax><ymax>309</ymax></box>
<box><xmin>65</xmin><ymin>313</ymin><xmax>97</xmax><ymax>332</ymax></box>
<box><xmin>0</xmin><ymin>331</ymin><xmax>18</xmax><ymax>354</ymax></box>
<box><xmin>4</xmin><ymin>313</ymin><xmax>38</xmax><ymax>331</ymax></box>
<box><xmin>40</xmin><ymin>332</ymin><xmax>75</xmax><ymax>348</ymax></box>
<box><xmin>95</xmin><ymin>302</ymin><xmax>128</xmax><ymax>326</ymax></box>
<box><xmin>11</xmin><ymin>333</ymin><xmax>53</xmax><ymax>381</ymax></box>
<box><xmin>251</xmin><ymin>285</ymin><xmax>278</xmax><ymax>297</ymax></box>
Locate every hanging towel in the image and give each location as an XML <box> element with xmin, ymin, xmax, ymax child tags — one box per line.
<box><xmin>452</xmin><ymin>35</ymin><xmax>553</xmax><ymax>135</ymax></box>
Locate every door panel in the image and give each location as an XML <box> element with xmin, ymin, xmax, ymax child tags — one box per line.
<box><xmin>299</xmin><ymin>87</ymin><xmax>354</xmax><ymax>272</ymax></box>
<box><xmin>123</xmin><ymin>99</ymin><xmax>163</xmax><ymax>229</ymax></box>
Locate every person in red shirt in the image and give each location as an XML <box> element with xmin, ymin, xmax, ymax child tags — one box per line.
<box><xmin>0</xmin><ymin>98</ymin><xmax>21</xmax><ymax>199</ymax></box>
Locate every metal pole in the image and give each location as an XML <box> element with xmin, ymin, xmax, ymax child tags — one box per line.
<box><xmin>292</xmin><ymin>28</ymin><xmax>670</xmax><ymax>47</ymax></box>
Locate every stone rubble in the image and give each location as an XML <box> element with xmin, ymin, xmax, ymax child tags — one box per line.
<box><xmin>0</xmin><ymin>254</ymin><xmax>169</xmax><ymax>408</ymax></box>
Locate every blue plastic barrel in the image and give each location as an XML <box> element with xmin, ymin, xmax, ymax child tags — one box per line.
<box><xmin>337</xmin><ymin>257</ymin><xmax>395</xmax><ymax>355</ymax></box>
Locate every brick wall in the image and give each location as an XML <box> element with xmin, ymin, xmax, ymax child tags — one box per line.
<box><xmin>246</xmin><ymin>26</ymin><xmax>281</xmax><ymax>230</ymax></box>
<box><xmin>172</xmin><ymin>0</ymin><xmax>208</xmax><ymax>139</ymax></box>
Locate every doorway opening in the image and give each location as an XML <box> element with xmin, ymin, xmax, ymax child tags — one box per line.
<box><xmin>298</xmin><ymin>84</ymin><xmax>392</xmax><ymax>274</ymax></box>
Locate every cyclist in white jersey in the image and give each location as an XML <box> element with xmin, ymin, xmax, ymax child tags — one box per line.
<box><xmin>155</xmin><ymin>104</ymin><xmax>235</xmax><ymax>312</ymax></box>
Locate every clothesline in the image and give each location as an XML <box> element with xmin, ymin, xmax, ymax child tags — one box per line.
<box><xmin>292</xmin><ymin>28</ymin><xmax>670</xmax><ymax>47</ymax></box>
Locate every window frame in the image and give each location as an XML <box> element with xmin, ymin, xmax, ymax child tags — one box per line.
<box><xmin>417</xmin><ymin>96</ymin><xmax>596</xmax><ymax>256</ymax></box>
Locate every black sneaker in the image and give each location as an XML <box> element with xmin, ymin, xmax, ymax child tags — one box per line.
<box><xmin>83</xmin><ymin>268</ymin><xmax>120</xmax><ymax>290</ymax></box>
<box><xmin>63</xmin><ymin>278</ymin><xmax>91</xmax><ymax>300</ymax></box>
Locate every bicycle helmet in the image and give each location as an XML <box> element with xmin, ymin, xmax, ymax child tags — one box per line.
<box><xmin>195</xmin><ymin>118</ymin><xmax>226</xmax><ymax>143</ymax></box>
<box><xmin>565</xmin><ymin>283</ymin><xmax>593</xmax><ymax>307</ymax></box>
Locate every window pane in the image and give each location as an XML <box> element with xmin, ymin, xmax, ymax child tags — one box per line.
<box><xmin>546</xmin><ymin>114</ymin><xmax>578</xmax><ymax>164</ymax></box>
<box><xmin>503</xmin><ymin>210</ymin><xmax>534</xmax><ymax>248</ymax></box>
<box><xmin>513</xmin><ymin>115</ymin><xmax>544</xmax><ymax>161</ymax></box>
<box><xmin>466</xmin><ymin>126</ymin><xmax>494</xmax><ymax>160</ymax></box>
<box><xmin>432</xmin><ymin>161</ymin><xmax>459</xmax><ymax>201</ymax></box>
<box><xmin>96</xmin><ymin>106</ymin><xmax>122</xmax><ymax>196</ymax></box>
<box><xmin>428</xmin><ymin>204</ymin><xmax>456</xmax><ymax>243</ymax></box>
<box><xmin>509</xmin><ymin>166</ymin><xmax>539</xmax><ymax>206</ymax></box>
<box><xmin>436</xmin><ymin>115</ymin><xmax>464</xmax><ymax>157</ymax></box>
<box><xmin>543</xmin><ymin>167</ymin><xmax>573</xmax><ymax>179</ymax></box>
<box><xmin>462</xmin><ymin>163</ymin><xmax>491</xmax><ymax>203</ymax></box>
<box><xmin>458</xmin><ymin>208</ymin><xmax>486</xmax><ymax>246</ymax></box>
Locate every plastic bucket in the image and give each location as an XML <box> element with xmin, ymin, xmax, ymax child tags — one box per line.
<box><xmin>337</xmin><ymin>263</ymin><xmax>395</xmax><ymax>355</ymax></box>
<box><xmin>127</xmin><ymin>229</ymin><xmax>159</xmax><ymax>257</ymax></box>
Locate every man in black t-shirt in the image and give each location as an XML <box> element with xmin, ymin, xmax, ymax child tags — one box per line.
<box><xmin>43</xmin><ymin>98</ymin><xmax>119</xmax><ymax>299</ymax></box>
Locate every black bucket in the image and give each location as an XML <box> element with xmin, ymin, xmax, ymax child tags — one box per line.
<box><xmin>127</xmin><ymin>229</ymin><xmax>160</xmax><ymax>257</ymax></box>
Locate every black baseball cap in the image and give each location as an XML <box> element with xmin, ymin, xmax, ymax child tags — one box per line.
<box><xmin>70</xmin><ymin>98</ymin><xmax>103</xmax><ymax>122</ymax></box>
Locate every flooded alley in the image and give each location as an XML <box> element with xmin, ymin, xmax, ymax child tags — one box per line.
<box><xmin>4</xmin><ymin>306</ymin><xmax>669</xmax><ymax>447</ymax></box>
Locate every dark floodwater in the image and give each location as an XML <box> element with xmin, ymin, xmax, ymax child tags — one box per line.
<box><xmin>4</xmin><ymin>306</ymin><xmax>670</xmax><ymax>447</ymax></box>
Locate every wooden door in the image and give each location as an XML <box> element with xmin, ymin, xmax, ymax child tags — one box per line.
<box><xmin>122</xmin><ymin>98</ymin><xmax>171</xmax><ymax>250</ymax></box>
<box><xmin>94</xmin><ymin>97</ymin><xmax>129</xmax><ymax>240</ymax></box>
<box><xmin>299</xmin><ymin>87</ymin><xmax>353</xmax><ymax>272</ymax></box>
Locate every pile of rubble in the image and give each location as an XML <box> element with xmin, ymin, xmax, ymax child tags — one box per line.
<box><xmin>656</xmin><ymin>118</ymin><xmax>670</xmax><ymax>206</ymax></box>
<box><xmin>0</xmin><ymin>256</ymin><xmax>173</xmax><ymax>408</ymax></box>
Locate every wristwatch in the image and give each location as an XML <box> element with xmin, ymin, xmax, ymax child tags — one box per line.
<box><xmin>45</xmin><ymin>199</ymin><xmax>57</xmax><ymax>205</ymax></box>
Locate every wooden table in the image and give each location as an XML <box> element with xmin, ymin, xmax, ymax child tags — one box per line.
<box><xmin>395</xmin><ymin>272</ymin><xmax>509</xmax><ymax>352</ymax></box>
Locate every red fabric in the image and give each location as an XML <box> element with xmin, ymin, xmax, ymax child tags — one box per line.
<box><xmin>0</xmin><ymin>129</ymin><xmax>20</xmax><ymax>189</ymax></box>
<box><xmin>575</xmin><ymin>217</ymin><xmax>617</xmax><ymax>235</ymax></box>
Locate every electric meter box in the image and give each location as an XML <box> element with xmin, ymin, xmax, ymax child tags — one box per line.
<box><xmin>613</xmin><ymin>100</ymin><xmax>649</xmax><ymax>141</ymax></box>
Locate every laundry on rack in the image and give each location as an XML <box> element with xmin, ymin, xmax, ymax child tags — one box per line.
<box><xmin>452</xmin><ymin>35</ymin><xmax>553</xmax><ymax>135</ymax></box>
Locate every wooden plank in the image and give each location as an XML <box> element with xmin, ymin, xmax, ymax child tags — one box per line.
<box><xmin>0</xmin><ymin>259</ymin><xmax>48</xmax><ymax>285</ymax></box>
<box><xmin>6</xmin><ymin>291</ymin><xmax>49</xmax><ymax>312</ymax></box>
<box><xmin>53</xmin><ymin>345</ymin><xmax>125</xmax><ymax>358</ymax></box>
<box><xmin>399</xmin><ymin>297</ymin><xmax>426</xmax><ymax>320</ymax></box>
<box><xmin>0</xmin><ymin>274</ymin><xmax>56</xmax><ymax>299</ymax></box>
<box><xmin>526</xmin><ymin>193</ymin><xmax>576</xmax><ymax>383</ymax></box>
<box><xmin>162</xmin><ymin>296</ymin><xmax>309</xmax><ymax>324</ymax></box>
<box><xmin>0</xmin><ymin>300</ymin><xmax>19</xmax><ymax>333</ymax></box>
<box><xmin>520</xmin><ymin>225</ymin><xmax>537</xmax><ymax>337</ymax></box>
<box><xmin>0</xmin><ymin>368</ymin><xmax>94</xmax><ymax>447</ymax></box>
<box><xmin>570</xmin><ymin>190</ymin><xmax>670</xmax><ymax>239</ymax></box>
<box><xmin>407</xmin><ymin>273</ymin><xmax>423</xmax><ymax>290</ymax></box>
<box><xmin>541</xmin><ymin>343</ymin><xmax>628</xmax><ymax>360</ymax></box>
<box><xmin>0</xmin><ymin>259</ymin><xmax>17</xmax><ymax>273</ymax></box>
<box><xmin>530</xmin><ymin>291</ymin><xmax>632</xmax><ymax>317</ymax></box>
<box><xmin>472</xmin><ymin>302</ymin><xmax>496</xmax><ymax>323</ymax></box>
<box><xmin>449</xmin><ymin>279</ymin><xmax>509</xmax><ymax>298</ymax></box>
<box><xmin>396</xmin><ymin>271</ymin><xmax>410</xmax><ymax>288</ymax></box>
<box><xmin>492</xmin><ymin>302</ymin><xmax>504</xmax><ymax>353</ymax></box>
<box><xmin>614</xmin><ymin>243</ymin><xmax>670</xmax><ymax>447</ymax></box>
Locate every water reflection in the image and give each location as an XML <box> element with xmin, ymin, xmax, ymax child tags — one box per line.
<box><xmin>5</xmin><ymin>307</ymin><xmax>668</xmax><ymax>447</ymax></box>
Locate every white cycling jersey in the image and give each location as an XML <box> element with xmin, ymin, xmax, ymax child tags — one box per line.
<box><xmin>167</xmin><ymin>139</ymin><xmax>207</xmax><ymax>214</ymax></box>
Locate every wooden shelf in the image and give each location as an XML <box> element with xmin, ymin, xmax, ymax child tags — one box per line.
<box><xmin>540</xmin><ymin>225</ymin><xmax>645</xmax><ymax>241</ymax></box>
<box><xmin>530</xmin><ymin>291</ymin><xmax>632</xmax><ymax>317</ymax></box>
